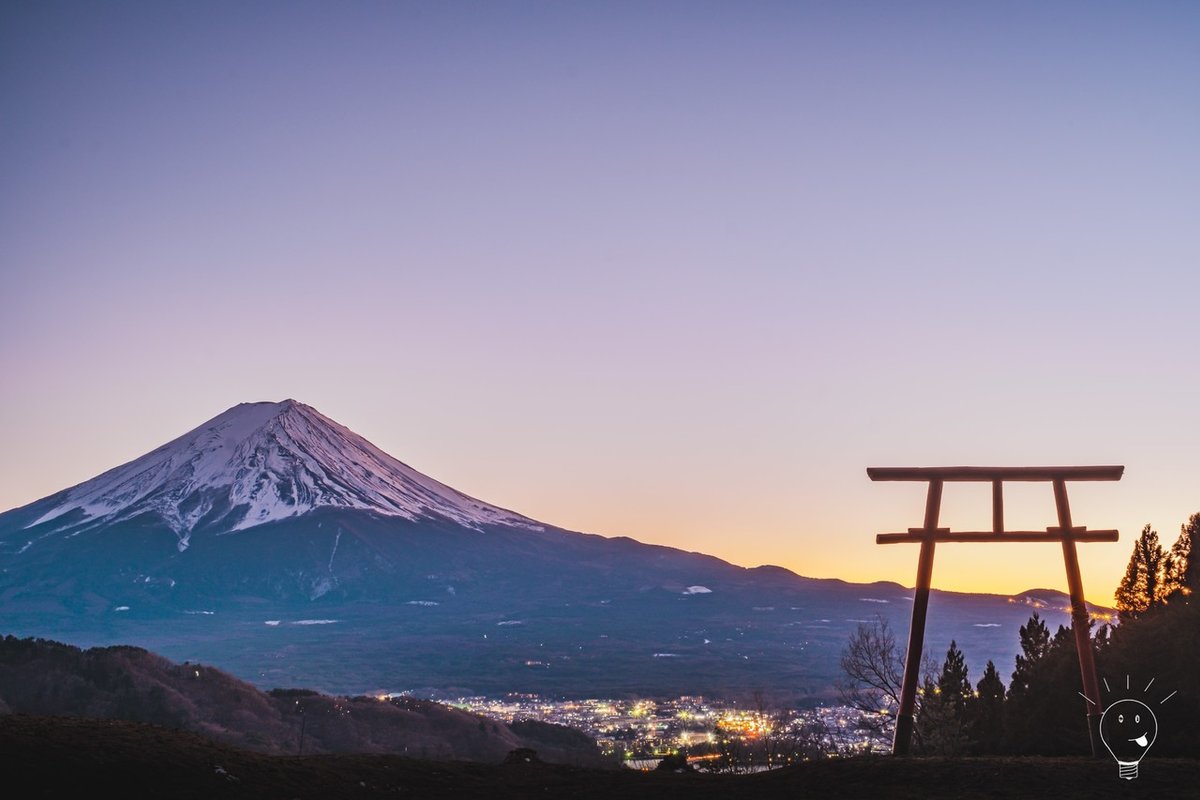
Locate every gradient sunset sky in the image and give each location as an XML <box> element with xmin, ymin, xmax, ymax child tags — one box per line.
<box><xmin>3</xmin><ymin>2</ymin><xmax>1198</xmax><ymax>604</ymax></box>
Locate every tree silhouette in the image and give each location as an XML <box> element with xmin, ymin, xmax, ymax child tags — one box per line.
<box><xmin>1099</xmin><ymin>512</ymin><xmax>1200</xmax><ymax>756</ymax></box>
<box><xmin>837</xmin><ymin>616</ymin><xmax>904</xmax><ymax>746</ymax></box>
<box><xmin>916</xmin><ymin>641</ymin><xmax>971</xmax><ymax>755</ymax></box>
<box><xmin>1115</xmin><ymin>524</ymin><xmax>1172</xmax><ymax>618</ymax></box>
<box><xmin>1008</xmin><ymin>613</ymin><xmax>1050</xmax><ymax>698</ymax></box>
<box><xmin>1166</xmin><ymin>513</ymin><xmax>1197</xmax><ymax>599</ymax></box>
<box><xmin>936</xmin><ymin>640</ymin><xmax>971</xmax><ymax>714</ymax></box>
<box><xmin>969</xmin><ymin>660</ymin><xmax>1005</xmax><ymax>754</ymax></box>
<box><xmin>1004</xmin><ymin>618</ymin><xmax>1089</xmax><ymax>755</ymax></box>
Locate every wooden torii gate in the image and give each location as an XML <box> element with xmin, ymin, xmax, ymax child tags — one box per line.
<box><xmin>868</xmin><ymin>465</ymin><xmax>1124</xmax><ymax>757</ymax></box>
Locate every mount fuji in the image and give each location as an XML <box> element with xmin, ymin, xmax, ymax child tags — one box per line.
<box><xmin>21</xmin><ymin>399</ymin><xmax>540</xmax><ymax>549</ymax></box>
<box><xmin>0</xmin><ymin>400</ymin><xmax>1108</xmax><ymax>699</ymax></box>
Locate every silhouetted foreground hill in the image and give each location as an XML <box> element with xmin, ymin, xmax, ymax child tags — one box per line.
<box><xmin>2</xmin><ymin>715</ymin><xmax>1197</xmax><ymax>800</ymax></box>
<box><xmin>0</xmin><ymin>635</ymin><xmax>604</xmax><ymax>765</ymax></box>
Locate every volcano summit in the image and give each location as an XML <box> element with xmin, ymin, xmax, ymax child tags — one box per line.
<box><xmin>24</xmin><ymin>399</ymin><xmax>539</xmax><ymax>548</ymax></box>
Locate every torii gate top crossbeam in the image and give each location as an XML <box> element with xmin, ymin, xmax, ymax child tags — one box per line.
<box><xmin>867</xmin><ymin>465</ymin><xmax>1124</xmax><ymax>482</ymax></box>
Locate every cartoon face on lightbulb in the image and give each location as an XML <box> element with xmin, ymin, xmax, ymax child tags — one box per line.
<box><xmin>1099</xmin><ymin>699</ymin><xmax>1156</xmax><ymax>780</ymax></box>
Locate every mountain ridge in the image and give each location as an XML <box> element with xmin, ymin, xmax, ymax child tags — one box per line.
<box><xmin>0</xmin><ymin>400</ymin><xmax>1114</xmax><ymax>700</ymax></box>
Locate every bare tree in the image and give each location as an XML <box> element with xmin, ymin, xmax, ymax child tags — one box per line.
<box><xmin>705</xmin><ymin>719</ymin><xmax>750</xmax><ymax>774</ymax></box>
<box><xmin>775</xmin><ymin>714</ymin><xmax>840</xmax><ymax>763</ymax></box>
<box><xmin>838</xmin><ymin>616</ymin><xmax>904</xmax><ymax>746</ymax></box>
<box><xmin>750</xmin><ymin>690</ymin><xmax>818</xmax><ymax>769</ymax></box>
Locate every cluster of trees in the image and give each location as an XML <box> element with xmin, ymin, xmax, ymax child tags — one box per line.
<box><xmin>1114</xmin><ymin>518</ymin><xmax>1195</xmax><ymax>617</ymax></box>
<box><xmin>841</xmin><ymin>513</ymin><xmax>1199</xmax><ymax>756</ymax></box>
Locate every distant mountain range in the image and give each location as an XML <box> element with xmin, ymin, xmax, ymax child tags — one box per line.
<box><xmin>0</xmin><ymin>400</ymin><xmax>1113</xmax><ymax>700</ymax></box>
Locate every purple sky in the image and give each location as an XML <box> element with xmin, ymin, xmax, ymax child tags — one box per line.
<box><xmin>3</xmin><ymin>2</ymin><xmax>1198</xmax><ymax>603</ymax></box>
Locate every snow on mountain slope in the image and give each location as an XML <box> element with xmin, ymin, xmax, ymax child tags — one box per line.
<box><xmin>28</xmin><ymin>400</ymin><xmax>541</xmax><ymax>549</ymax></box>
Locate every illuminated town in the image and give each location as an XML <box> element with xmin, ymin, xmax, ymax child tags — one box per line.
<box><xmin>441</xmin><ymin>695</ymin><xmax>888</xmax><ymax>769</ymax></box>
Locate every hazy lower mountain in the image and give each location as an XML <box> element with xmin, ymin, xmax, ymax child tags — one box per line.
<box><xmin>0</xmin><ymin>400</ymin><xmax>1111</xmax><ymax>700</ymax></box>
<box><xmin>0</xmin><ymin>635</ymin><xmax>604</xmax><ymax>764</ymax></box>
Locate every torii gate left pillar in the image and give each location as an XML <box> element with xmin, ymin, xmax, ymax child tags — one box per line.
<box><xmin>868</xmin><ymin>465</ymin><xmax>1123</xmax><ymax>757</ymax></box>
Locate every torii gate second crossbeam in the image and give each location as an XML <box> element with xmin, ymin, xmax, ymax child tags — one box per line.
<box><xmin>868</xmin><ymin>465</ymin><xmax>1124</xmax><ymax>757</ymax></box>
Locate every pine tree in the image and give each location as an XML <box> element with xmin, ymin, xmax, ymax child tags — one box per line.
<box><xmin>1115</xmin><ymin>524</ymin><xmax>1172</xmax><ymax>618</ymax></box>
<box><xmin>1009</xmin><ymin>613</ymin><xmax>1050</xmax><ymax>697</ymax></box>
<box><xmin>917</xmin><ymin>641</ymin><xmax>972</xmax><ymax>755</ymax></box>
<box><xmin>1004</xmin><ymin>621</ymin><xmax>1090</xmax><ymax>755</ymax></box>
<box><xmin>1166</xmin><ymin>513</ymin><xmax>1197</xmax><ymax>599</ymax></box>
<box><xmin>937</xmin><ymin>640</ymin><xmax>971</xmax><ymax>714</ymax></box>
<box><xmin>970</xmin><ymin>660</ymin><xmax>1005</xmax><ymax>754</ymax></box>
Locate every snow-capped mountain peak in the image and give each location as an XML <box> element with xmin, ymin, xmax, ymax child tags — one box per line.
<box><xmin>29</xmin><ymin>400</ymin><xmax>541</xmax><ymax>549</ymax></box>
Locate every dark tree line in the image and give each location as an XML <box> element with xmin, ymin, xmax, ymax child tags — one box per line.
<box><xmin>841</xmin><ymin>513</ymin><xmax>1199</xmax><ymax>756</ymax></box>
<box><xmin>1101</xmin><ymin>513</ymin><xmax>1199</xmax><ymax>756</ymax></box>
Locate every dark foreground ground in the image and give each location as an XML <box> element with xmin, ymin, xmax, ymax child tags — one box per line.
<box><xmin>3</xmin><ymin>714</ymin><xmax>1196</xmax><ymax>800</ymax></box>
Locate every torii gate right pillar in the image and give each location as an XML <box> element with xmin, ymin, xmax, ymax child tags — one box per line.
<box><xmin>1053</xmin><ymin>478</ymin><xmax>1105</xmax><ymax>755</ymax></box>
<box><xmin>869</xmin><ymin>465</ymin><xmax>1123</xmax><ymax>758</ymax></box>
